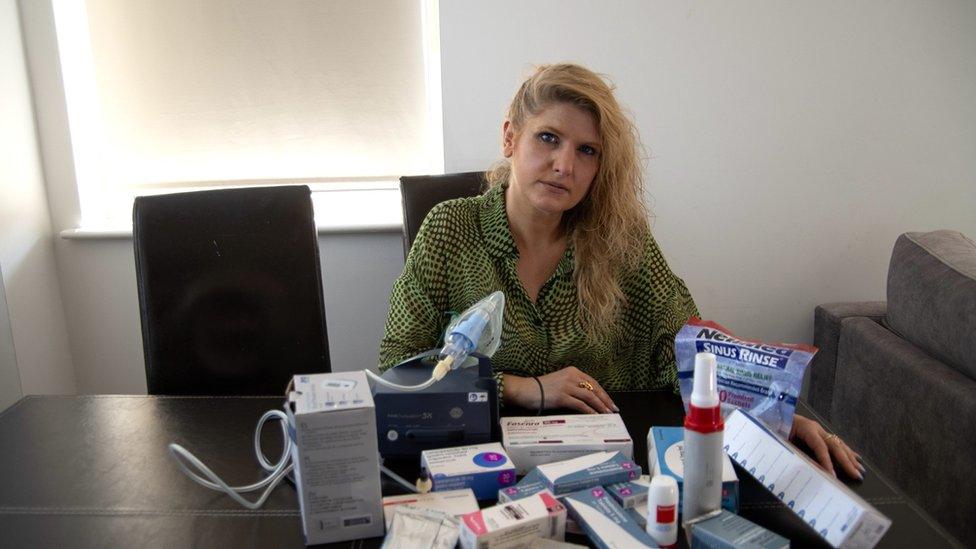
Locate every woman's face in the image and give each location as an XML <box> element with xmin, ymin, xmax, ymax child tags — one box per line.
<box><xmin>502</xmin><ymin>102</ymin><xmax>601</xmax><ymax>219</ymax></box>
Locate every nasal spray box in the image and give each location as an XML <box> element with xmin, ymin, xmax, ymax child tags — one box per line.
<box><xmin>647</xmin><ymin>426</ymin><xmax>739</xmax><ymax>517</ymax></box>
<box><xmin>287</xmin><ymin>372</ymin><xmax>383</xmax><ymax>544</ymax></box>
<box><xmin>501</xmin><ymin>414</ymin><xmax>633</xmax><ymax>475</ymax></box>
<box><xmin>459</xmin><ymin>490</ymin><xmax>567</xmax><ymax>548</ymax></box>
<box><xmin>421</xmin><ymin>442</ymin><xmax>517</xmax><ymax>500</ymax></box>
<box><xmin>561</xmin><ymin>486</ymin><xmax>659</xmax><ymax>548</ymax></box>
<box><xmin>536</xmin><ymin>451</ymin><xmax>641</xmax><ymax>496</ymax></box>
<box><xmin>724</xmin><ymin>409</ymin><xmax>891</xmax><ymax>548</ymax></box>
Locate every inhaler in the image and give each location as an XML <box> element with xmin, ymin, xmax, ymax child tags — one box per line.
<box><xmin>681</xmin><ymin>352</ymin><xmax>724</xmax><ymax>521</ymax></box>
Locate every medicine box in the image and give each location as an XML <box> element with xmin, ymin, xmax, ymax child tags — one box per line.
<box><xmin>287</xmin><ymin>371</ymin><xmax>384</xmax><ymax>545</ymax></box>
<box><xmin>382</xmin><ymin>488</ymin><xmax>479</xmax><ymax>528</ymax></box>
<box><xmin>561</xmin><ymin>486</ymin><xmax>659</xmax><ymax>549</ymax></box>
<box><xmin>605</xmin><ymin>474</ymin><xmax>650</xmax><ymax>509</ymax></box>
<box><xmin>459</xmin><ymin>490</ymin><xmax>567</xmax><ymax>549</ymax></box>
<box><xmin>501</xmin><ymin>414</ymin><xmax>633</xmax><ymax>475</ymax></box>
<box><xmin>686</xmin><ymin>509</ymin><xmax>789</xmax><ymax>549</ymax></box>
<box><xmin>422</xmin><ymin>442</ymin><xmax>517</xmax><ymax>500</ymax></box>
<box><xmin>724</xmin><ymin>409</ymin><xmax>891</xmax><ymax>548</ymax></box>
<box><xmin>647</xmin><ymin>426</ymin><xmax>740</xmax><ymax>516</ymax></box>
<box><xmin>497</xmin><ymin>469</ymin><xmax>546</xmax><ymax>502</ymax></box>
<box><xmin>536</xmin><ymin>451</ymin><xmax>641</xmax><ymax>496</ymax></box>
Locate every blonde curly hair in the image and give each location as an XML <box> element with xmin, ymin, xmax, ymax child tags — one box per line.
<box><xmin>487</xmin><ymin>63</ymin><xmax>649</xmax><ymax>340</ymax></box>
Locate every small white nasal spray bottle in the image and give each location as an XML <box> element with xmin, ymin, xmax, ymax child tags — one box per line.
<box><xmin>681</xmin><ymin>352</ymin><xmax>724</xmax><ymax>521</ymax></box>
<box><xmin>646</xmin><ymin>474</ymin><xmax>678</xmax><ymax>547</ymax></box>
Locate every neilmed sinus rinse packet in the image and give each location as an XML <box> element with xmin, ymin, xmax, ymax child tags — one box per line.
<box><xmin>675</xmin><ymin>318</ymin><xmax>816</xmax><ymax>437</ymax></box>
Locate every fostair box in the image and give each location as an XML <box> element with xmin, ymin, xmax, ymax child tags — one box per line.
<box><xmin>287</xmin><ymin>371</ymin><xmax>384</xmax><ymax>545</ymax></box>
<box><xmin>501</xmin><ymin>414</ymin><xmax>633</xmax><ymax>475</ymax></box>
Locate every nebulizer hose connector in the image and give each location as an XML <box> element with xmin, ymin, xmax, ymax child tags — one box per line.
<box><xmin>366</xmin><ymin>291</ymin><xmax>506</xmax><ymax>391</ymax></box>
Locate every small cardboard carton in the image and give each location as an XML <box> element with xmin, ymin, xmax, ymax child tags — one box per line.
<box><xmin>501</xmin><ymin>414</ymin><xmax>633</xmax><ymax>475</ymax></box>
<box><xmin>535</xmin><ymin>451</ymin><xmax>641</xmax><ymax>496</ymax></box>
<box><xmin>459</xmin><ymin>490</ymin><xmax>567</xmax><ymax>548</ymax></box>
<box><xmin>421</xmin><ymin>442</ymin><xmax>517</xmax><ymax>500</ymax></box>
<box><xmin>287</xmin><ymin>372</ymin><xmax>384</xmax><ymax>545</ymax></box>
<box><xmin>724</xmin><ymin>409</ymin><xmax>891</xmax><ymax>548</ymax></box>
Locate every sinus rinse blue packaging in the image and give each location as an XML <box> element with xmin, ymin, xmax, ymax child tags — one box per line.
<box><xmin>675</xmin><ymin>318</ymin><xmax>817</xmax><ymax>438</ymax></box>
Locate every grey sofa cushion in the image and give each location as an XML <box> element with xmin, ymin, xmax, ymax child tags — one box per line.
<box><xmin>886</xmin><ymin>230</ymin><xmax>976</xmax><ymax>380</ymax></box>
<box><xmin>833</xmin><ymin>317</ymin><xmax>976</xmax><ymax>546</ymax></box>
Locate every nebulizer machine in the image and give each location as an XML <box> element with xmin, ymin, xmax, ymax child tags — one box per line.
<box><xmin>368</xmin><ymin>291</ymin><xmax>506</xmax><ymax>458</ymax></box>
<box><xmin>165</xmin><ymin>291</ymin><xmax>507</xmax><ymax>511</ymax></box>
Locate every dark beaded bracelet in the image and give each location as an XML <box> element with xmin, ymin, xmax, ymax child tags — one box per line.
<box><xmin>532</xmin><ymin>376</ymin><xmax>545</xmax><ymax>416</ymax></box>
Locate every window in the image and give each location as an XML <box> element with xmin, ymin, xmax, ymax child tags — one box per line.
<box><xmin>54</xmin><ymin>0</ymin><xmax>442</xmax><ymax>229</ymax></box>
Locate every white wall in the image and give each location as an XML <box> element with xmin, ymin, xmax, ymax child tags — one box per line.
<box><xmin>441</xmin><ymin>0</ymin><xmax>976</xmax><ymax>345</ymax></box>
<box><xmin>0</xmin><ymin>267</ymin><xmax>23</xmax><ymax>410</ymax></box>
<box><xmin>0</xmin><ymin>0</ymin><xmax>75</xmax><ymax>400</ymax></box>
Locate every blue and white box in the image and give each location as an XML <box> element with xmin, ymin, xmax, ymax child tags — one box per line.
<box><xmin>724</xmin><ymin>409</ymin><xmax>891</xmax><ymax>548</ymax></box>
<box><xmin>422</xmin><ymin>442</ymin><xmax>517</xmax><ymax>500</ymax></box>
<box><xmin>605</xmin><ymin>475</ymin><xmax>650</xmax><ymax>509</ymax></box>
<box><xmin>561</xmin><ymin>486</ymin><xmax>658</xmax><ymax>548</ymax></box>
<box><xmin>497</xmin><ymin>469</ymin><xmax>547</xmax><ymax>502</ymax></box>
<box><xmin>647</xmin><ymin>426</ymin><xmax>739</xmax><ymax>516</ymax></box>
<box><xmin>536</xmin><ymin>451</ymin><xmax>641</xmax><ymax>496</ymax></box>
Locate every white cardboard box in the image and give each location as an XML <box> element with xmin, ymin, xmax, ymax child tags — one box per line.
<box><xmin>501</xmin><ymin>414</ymin><xmax>633</xmax><ymax>475</ymax></box>
<box><xmin>287</xmin><ymin>371</ymin><xmax>384</xmax><ymax>545</ymax></box>
<box><xmin>459</xmin><ymin>490</ymin><xmax>567</xmax><ymax>548</ymax></box>
<box><xmin>724</xmin><ymin>409</ymin><xmax>891</xmax><ymax>548</ymax></box>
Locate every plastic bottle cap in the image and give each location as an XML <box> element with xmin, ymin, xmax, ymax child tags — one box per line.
<box><xmin>690</xmin><ymin>352</ymin><xmax>719</xmax><ymax>408</ymax></box>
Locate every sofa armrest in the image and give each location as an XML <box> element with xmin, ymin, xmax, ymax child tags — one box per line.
<box><xmin>808</xmin><ymin>302</ymin><xmax>887</xmax><ymax>420</ymax></box>
<box><xmin>833</xmin><ymin>316</ymin><xmax>976</xmax><ymax>545</ymax></box>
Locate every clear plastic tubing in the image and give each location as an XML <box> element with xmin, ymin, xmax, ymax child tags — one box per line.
<box><xmin>681</xmin><ymin>352</ymin><xmax>724</xmax><ymax>521</ymax></box>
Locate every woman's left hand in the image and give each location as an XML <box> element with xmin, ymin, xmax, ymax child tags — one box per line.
<box><xmin>789</xmin><ymin>415</ymin><xmax>865</xmax><ymax>480</ymax></box>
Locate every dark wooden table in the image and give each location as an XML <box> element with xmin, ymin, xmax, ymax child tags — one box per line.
<box><xmin>0</xmin><ymin>393</ymin><xmax>961</xmax><ymax>548</ymax></box>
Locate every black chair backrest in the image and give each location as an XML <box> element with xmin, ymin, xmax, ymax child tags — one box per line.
<box><xmin>399</xmin><ymin>171</ymin><xmax>487</xmax><ymax>258</ymax></box>
<box><xmin>133</xmin><ymin>186</ymin><xmax>330</xmax><ymax>395</ymax></box>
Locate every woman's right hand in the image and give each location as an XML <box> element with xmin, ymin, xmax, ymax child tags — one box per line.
<box><xmin>504</xmin><ymin>366</ymin><xmax>619</xmax><ymax>414</ymax></box>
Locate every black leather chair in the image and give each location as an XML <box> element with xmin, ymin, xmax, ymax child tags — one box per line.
<box><xmin>133</xmin><ymin>186</ymin><xmax>330</xmax><ymax>395</ymax></box>
<box><xmin>399</xmin><ymin>171</ymin><xmax>487</xmax><ymax>258</ymax></box>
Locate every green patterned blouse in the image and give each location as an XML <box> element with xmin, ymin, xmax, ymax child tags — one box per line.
<box><xmin>379</xmin><ymin>183</ymin><xmax>699</xmax><ymax>402</ymax></box>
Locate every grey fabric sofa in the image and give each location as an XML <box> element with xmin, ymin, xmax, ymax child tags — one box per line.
<box><xmin>809</xmin><ymin>230</ymin><xmax>976</xmax><ymax>546</ymax></box>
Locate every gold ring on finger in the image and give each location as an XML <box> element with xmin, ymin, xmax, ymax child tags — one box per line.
<box><xmin>577</xmin><ymin>380</ymin><xmax>594</xmax><ymax>391</ymax></box>
<box><xmin>824</xmin><ymin>433</ymin><xmax>839</xmax><ymax>444</ymax></box>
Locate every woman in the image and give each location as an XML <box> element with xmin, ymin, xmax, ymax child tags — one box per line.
<box><xmin>380</xmin><ymin>63</ymin><xmax>863</xmax><ymax>479</ymax></box>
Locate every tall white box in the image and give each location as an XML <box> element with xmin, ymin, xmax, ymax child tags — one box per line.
<box><xmin>287</xmin><ymin>372</ymin><xmax>384</xmax><ymax>545</ymax></box>
<box><xmin>500</xmin><ymin>414</ymin><xmax>633</xmax><ymax>475</ymax></box>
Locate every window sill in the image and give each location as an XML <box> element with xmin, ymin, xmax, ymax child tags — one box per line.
<box><xmin>60</xmin><ymin>188</ymin><xmax>404</xmax><ymax>240</ymax></box>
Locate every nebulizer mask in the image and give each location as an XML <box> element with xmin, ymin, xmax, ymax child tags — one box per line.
<box><xmin>365</xmin><ymin>291</ymin><xmax>506</xmax><ymax>391</ymax></box>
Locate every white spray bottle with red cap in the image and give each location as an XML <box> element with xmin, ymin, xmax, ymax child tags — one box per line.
<box><xmin>681</xmin><ymin>352</ymin><xmax>724</xmax><ymax>521</ymax></box>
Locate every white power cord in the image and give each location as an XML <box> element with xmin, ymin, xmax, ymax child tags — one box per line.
<box><xmin>168</xmin><ymin>409</ymin><xmax>293</xmax><ymax>509</ymax></box>
<box><xmin>169</xmin><ymin>408</ymin><xmax>422</xmax><ymax>508</ymax></box>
